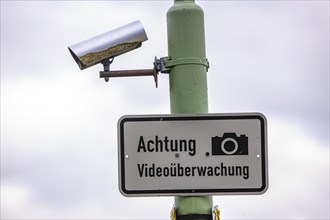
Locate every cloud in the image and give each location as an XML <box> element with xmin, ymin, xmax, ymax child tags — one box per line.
<box><xmin>1</xmin><ymin>1</ymin><xmax>329</xmax><ymax>219</ymax></box>
<box><xmin>204</xmin><ymin>1</ymin><xmax>329</xmax><ymax>143</ymax></box>
<box><xmin>212</xmin><ymin>118</ymin><xmax>329</xmax><ymax>219</ymax></box>
<box><xmin>2</xmin><ymin>112</ymin><xmax>328</xmax><ymax>219</ymax></box>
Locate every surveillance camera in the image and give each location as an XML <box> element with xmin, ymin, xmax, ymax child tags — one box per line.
<box><xmin>68</xmin><ymin>20</ymin><xmax>148</xmax><ymax>70</ymax></box>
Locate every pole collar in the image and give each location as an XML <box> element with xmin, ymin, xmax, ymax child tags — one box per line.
<box><xmin>157</xmin><ymin>56</ymin><xmax>209</xmax><ymax>73</ymax></box>
<box><xmin>170</xmin><ymin>205</ymin><xmax>220</xmax><ymax>220</ymax></box>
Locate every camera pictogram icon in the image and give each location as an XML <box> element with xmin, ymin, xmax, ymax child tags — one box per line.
<box><xmin>211</xmin><ymin>133</ymin><xmax>248</xmax><ymax>155</ymax></box>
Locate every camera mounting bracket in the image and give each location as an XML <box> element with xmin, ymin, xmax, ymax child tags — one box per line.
<box><xmin>99</xmin><ymin>57</ymin><xmax>159</xmax><ymax>88</ymax></box>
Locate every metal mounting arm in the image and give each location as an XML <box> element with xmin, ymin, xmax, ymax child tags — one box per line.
<box><xmin>99</xmin><ymin>58</ymin><xmax>159</xmax><ymax>88</ymax></box>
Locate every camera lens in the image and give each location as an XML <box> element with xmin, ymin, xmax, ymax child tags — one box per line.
<box><xmin>220</xmin><ymin>138</ymin><xmax>238</xmax><ymax>155</ymax></box>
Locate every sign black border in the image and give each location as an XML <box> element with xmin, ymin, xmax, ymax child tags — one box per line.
<box><xmin>118</xmin><ymin>113</ymin><xmax>268</xmax><ymax>196</ymax></box>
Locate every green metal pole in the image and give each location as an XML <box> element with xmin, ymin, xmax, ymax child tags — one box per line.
<box><xmin>167</xmin><ymin>0</ymin><xmax>213</xmax><ymax>218</ymax></box>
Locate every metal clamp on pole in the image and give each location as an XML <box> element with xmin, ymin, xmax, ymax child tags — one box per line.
<box><xmin>170</xmin><ymin>206</ymin><xmax>220</xmax><ymax>220</ymax></box>
<box><xmin>155</xmin><ymin>56</ymin><xmax>210</xmax><ymax>74</ymax></box>
<box><xmin>164</xmin><ymin>57</ymin><xmax>209</xmax><ymax>71</ymax></box>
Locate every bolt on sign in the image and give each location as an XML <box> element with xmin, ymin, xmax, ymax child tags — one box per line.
<box><xmin>117</xmin><ymin>113</ymin><xmax>268</xmax><ymax>197</ymax></box>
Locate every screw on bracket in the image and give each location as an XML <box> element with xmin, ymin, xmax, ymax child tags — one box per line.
<box><xmin>101</xmin><ymin>58</ymin><xmax>114</xmax><ymax>82</ymax></box>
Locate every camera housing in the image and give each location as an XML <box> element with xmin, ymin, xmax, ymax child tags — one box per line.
<box><xmin>68</xmin><ymin>20</ymin><xmax>148</xmax><ymax>70</ymax></box>
<box><xmin>212</xmin><ymin>133</ymin><xmax>248</xmax><ymax>155</ymax></box>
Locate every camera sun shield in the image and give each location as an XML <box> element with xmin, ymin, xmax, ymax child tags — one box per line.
<box><xmin>68</xmin><ymin>20</ymin><xmax>148</xmax><ymax>70</ymax></box>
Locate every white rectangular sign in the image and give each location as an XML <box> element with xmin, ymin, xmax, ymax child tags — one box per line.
<box><xmin>118</xmin><ymin>113</ymin><xmax>268</xmax><ymax>196</ymax></box>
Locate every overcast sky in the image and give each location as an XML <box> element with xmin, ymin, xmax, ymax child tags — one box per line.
<box><xmin>1</xmin><ymin>1</ymin><xmax>329</xmax><ymax>219</ymax></box>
